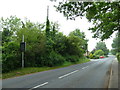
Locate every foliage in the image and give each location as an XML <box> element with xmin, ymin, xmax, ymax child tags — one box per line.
<box><xmin>1</xmin><ymin>16</ymin><xmax>22</xmax><ymax>44</ymax></box>
<box><xmin>89</xmin><ymin>52</ymin><xmax>100</xmax><ymax>59</ymax></box>
<box><xmin>92</xmin><ymin>55</ymin><xmax>100</xmax><ymax>59</ymax></box>
<box><xmin>53</xmin><ymin>32</ymin><xmax>67</xmax><ymax>55</ymax></box>
<box><xmin>116</xmin><ymin>53</ymin><xmax>120</xmax><ymax>62</ymax></box>
<box><xmin>2</xmin><ymin>58</ymin><xmax>90</xmax><ymax>79</ymax></box>
<box><xmin>112</xmin><ymin>33</ymin><xmax>120</xmax><ymax>55</ymax></box>
<box><xmin>95</xmin><ymin>41</ymin><xmax>109</xmax><ymax>56</ymax></box>
<box><xmin>55</xmin><ymin>2</ymin><xmax>120</xmax><ymax>40</ymax></box>
<box><xmin>2</xmin><ymin>42</ymin><xmax>21</xmax><ymax>73</ymax></box>
<box><xmin>89</xmin><ymin>53</ymin><xmax>93</xmax><ymax>59</ymax></box>
<box><xmin>111</xmin><ymin>49</ymin><xmax>117</xmax><ymax>55</ymax></box>
<box><xmin>65</xmin><ymin>29</ymin><xmax>88</xmax><ymax>57</ymax></box>
<box><xmin>65</xmin><ymin>54</ymin><xmax>80</xmax><ymax>63</ymax></box>
<box><xmin>69</xmin><ymin>29</ymin><xmax>88</xmax><ymax>51</ymax></box>
<box><xmin>45</xmin><ymin>51</ymin><xmax>65</xmax><ymax>67</ymax></box>
<box><xmin>93</xmin><ymin>49</ymin><xmax>104</xmax><ymax>57</ymax></box>
<box><xmin>1</xmin><ymin>16</ymin><xmax>88</xmax><ymax>73</ymax></box>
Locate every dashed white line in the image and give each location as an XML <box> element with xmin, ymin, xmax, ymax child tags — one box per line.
<box><xmin>30</xmin><ymin>65</ymin><xmax>92</xmax><ymax>89</ymax></box>
<box><xmin>30</xmin><ymin>82</ymin><xmax>48</xmax><ymax>90</ymax></box>
<box><xmin>58</xmin><ymin>70</ymin><xmax>79</xmax><ymax>79</ymax></box>
<box><xmin>82</xmin><ymin>66</ymin><xmax>89</xmax><ymax>69</ymax></box>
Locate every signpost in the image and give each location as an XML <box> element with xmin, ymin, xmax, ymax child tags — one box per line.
<box><xmin>20</xmin><ymin>35</ymin><xmax>26</xmax><ymax>68</ymax></box>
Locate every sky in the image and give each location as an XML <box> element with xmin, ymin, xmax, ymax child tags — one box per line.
<box><xmin>0</xmin><ymin>0</ymin><xmax>116</xmax><ymax>51</ymax></box>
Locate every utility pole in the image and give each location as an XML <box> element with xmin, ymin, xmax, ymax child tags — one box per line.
<box><xmin>22</xmin><ymin>35</ymin><xmax>24</xmax><ymax>68</ymax></box>
<box><xmin>20</xmin><ymin>35</ymin><xmax>26</xmax><ymax>68</ymax></box>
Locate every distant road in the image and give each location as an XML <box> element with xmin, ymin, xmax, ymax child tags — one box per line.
<box><xmin>2</xmin><ymin>55</ymin><xmax>115</xmax><ymax>89</ymax></box>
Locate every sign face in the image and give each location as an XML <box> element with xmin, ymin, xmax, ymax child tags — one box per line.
<box><xmin>20</xmin><ymin>42</ymin><xmax>26</xmax><ymax>52</ymax></box>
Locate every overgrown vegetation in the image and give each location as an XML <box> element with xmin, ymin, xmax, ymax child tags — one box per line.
<box><xmin>116</xmin><ymin>53</ymin><xmax>120</xmax><ymax>62</ymax></box>
<box><xmin>55</xmin><ymin>2</ymin><xmax>120</xmax><ymax>41</ymax></box>
<box><xmin>2</xmin><ymin>57</ymin><xmax>90</xmax><ymax>79</ymax></box>
<box><xmin>88</xmin><ymin>41</ymin><xmax>109</xmax><ymax>59</ymax></box>
<box><xmin>1</xmin><ymin>16</ymin><xmax>89</xmax><ymax>73</ymax></box>
<box><xmin>55</xmin><ymin>1</ymin><xmax>120</xmax><ymax>61</ymax></box>
<box><xmin>89</xmin><ymin>49</ymin><xmax>104</xmax><ymax>59</ymax></box>
<box><xmin>111</xmin><ymin>33</ymin><xmax>120</xmax><ymax>62</ymax></box>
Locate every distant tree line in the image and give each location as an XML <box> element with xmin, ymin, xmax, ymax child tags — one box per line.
<box><xmin>89</xmin><ymin>41</ymin><xmax>109</xmax><ymax>59</ymax></box>
<box><xmin>1</xmin><ymin>16</ymin><xmax>88</xmax><ymax>73</ymax></box>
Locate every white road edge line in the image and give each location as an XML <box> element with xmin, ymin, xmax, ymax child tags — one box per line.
<box><xmin>30</xmin><ymin>82</ymin><xmax>48</xmax><ymax>90</ymax></box>
<box><xmin>82</xmin><ymin>66</ymin><xmax>89</xmax><ymax>69</ymax></box>
<box><xmin>58</xmin><ymin>70</ymin><xmax>79</xmax><ymax>79</ymax></box>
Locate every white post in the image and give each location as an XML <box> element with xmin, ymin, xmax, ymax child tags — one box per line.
<box><xmin>22</xmin><ymin>35</ymin><xmax>24</xmax><ymax>68</ymax></box>
<box><xmin>22</xmin><ymin>35</ymin><xmax>24</xmax><ymax>42</ymax></box>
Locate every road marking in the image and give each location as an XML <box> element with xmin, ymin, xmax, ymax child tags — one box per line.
<box><xmin>82</xmin><ymin>66</ymin><xmax>89</xmax><ymax>69</ymax></box>
<box><xmin>30</xmin><ymin>82</ymin><xmax>48</xmax><ymax>90</ymax></box>
<box><xmin>58</xmin><ymin>70</ymin><xmax>79</xmax><ymax>79</ymax></box>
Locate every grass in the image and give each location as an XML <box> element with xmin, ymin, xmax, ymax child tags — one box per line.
<box><xmin>2</xmin><ymin>58</ymin><xmax>90</xmax><ymax>79</ymax></box>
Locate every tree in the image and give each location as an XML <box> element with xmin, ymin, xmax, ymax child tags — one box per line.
<box><xmin>93</xmin><ymin>49</ymin><xmax>104</xmax><ymax>56</ymax></box>
<box><xmin>55</xmin><ymin>1</ymin><xmax>120</xmax><ymax>40</ymax></box>
<box><xmin>1</xmin><ymin>16</ymin><xmax>46</xmax><ymax>72</ymax></box>
<box><xmin>65</xmin><ymin>29</ymin><xmax>88</xmax><ymax>57</ymax></box>
<box><xmin>16</xmin><ymin>21</ymin><xmax>46</xmax><ymax>67</ymax></box>
<box><xmin>53</xmin><ymin>32</ymin><xmax>67</xmax><ymax>55</ymax></box>
<box><xmin>69</xmin><ymin>29</ymin><xmax>88</xmax><ymax>52</ymax></box>
<box><xmin>0</xmin><ymin>16</ymin><xmax>22</xmax><ymax>44</ymax></box>
<box><xmin>95</xmin><ymin>41</ymin><xmax>109</xmax><ymax>56</ymax></box>
<box><xmin>111</xmin><ymin>33</ymin><xmax>120</xmax><ymax>55</ymax></box>
<box><xmin>46</xmin><ymin>6</ymin><xmax>50</xmax><ymax>37</ymax></box>
<box><xmin>111</xmin><ymin>49</ymin><xmax>117</xmax><ymax>55</ymax></box>
<box><xmin>1</xmin><ymin>15</ymin><xmax>89</xmax><ymax>73</ymax></box>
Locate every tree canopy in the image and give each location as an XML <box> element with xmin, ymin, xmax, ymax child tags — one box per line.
<box><xmin>111</xmin><ymin>33</ymin><xmax>120</xmax><ymax>55</ymax></box>
<box><xmin>95</xmin><ymin>41</ymin><xmax>109</xmax><ymax>56</ymax></box>
<box><xmin>1</xmin><ymin>16</ymin><xmax>88</xmax><ymax>73</ymax></box>
<box><xmin>55</xmin><ymin>1</ymin><xmax>120</xmax><ymax>40</ymax></box>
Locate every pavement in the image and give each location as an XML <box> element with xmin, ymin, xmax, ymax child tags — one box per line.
<box><xmin>108</xmin><ymin>58</ymin><xmax>119</xmax><ymax>89</ymax></box>
<box><xmin>2</xmin><ymin>55</ymin><xmax>115</xmax><ymax>89</ymax></box>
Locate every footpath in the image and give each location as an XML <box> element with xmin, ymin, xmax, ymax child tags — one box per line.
<box><xmin>108</xmin><ymin>58</ymin><xmax>119</xmax><ymax>89</ymax></box>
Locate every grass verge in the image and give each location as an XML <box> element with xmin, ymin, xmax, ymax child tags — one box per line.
<box><xmin>2</xmin><ymin>58</ymin><xmax>90</xmax><ymax>79</ymax></box>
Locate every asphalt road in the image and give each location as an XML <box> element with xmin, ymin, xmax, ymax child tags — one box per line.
<box><xmin>2</xmin><ymin>55</ymin><xmax>115</xmax><ymax>89</ymax></box>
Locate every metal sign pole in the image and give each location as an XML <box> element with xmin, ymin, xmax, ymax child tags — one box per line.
<box><xmin>22</xmin><ymin>35</ymin><xmax>24</xmax><ymax>68</ymax></box>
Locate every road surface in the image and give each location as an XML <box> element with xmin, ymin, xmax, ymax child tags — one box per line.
<box><xmin>2</xmin><ymin>55</ymin><xmax>115</xmax><ymax>89</ymax></box>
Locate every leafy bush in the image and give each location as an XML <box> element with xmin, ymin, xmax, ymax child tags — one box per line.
<box><xmin>88</xmin><ymin>53</ymin><xmax>99</xmax><ymax>59</ymax></box>
<box><xmin>90</xmin><ymin>49</ymin><xmax>105</xmax><ymax>59</ymax></box>
<box><xmin>116</xmin><ymin>53</ymin><xmax>120</xmax><ymax>62</ymax></box>
<box><xmin>2</xmin><ymin>54</ymin><xmax>21</xmax><ymax>73</ymax></box>
<box><xmin>93</xmin><ymin>49</ymin><xmax>104</xmax><ymax>56</ymax></box>
<box><xmin>65</xmin><ymin>54</ymin><xmax>80</xmax><ymax>63</ymax></box>
<box><xmin>89</xmin><ymin>53</ymin><xmax>93</xmax><ymax>59</ymax></box>
<box><xmin>2</xmin><ymin>42</ymin><xmax>21</xmax><ymax>73</ymax></box>
<box><xmin>93</xmin><ymin>55</ymin><xmax>99</xmax><ymax>59</ymax></box>
<box><xmin>1</xmin><ymin>16</ymin><xmax>88</xmax><ymax>73</ymax></box>
<box><xmin>42</xmin><ymin>51</ymin><xmax>65</xmax><ymax>67</ymax></box>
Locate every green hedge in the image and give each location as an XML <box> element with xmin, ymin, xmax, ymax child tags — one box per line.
<box><xmin>40</xmin><ymin>51</ymin><xmax>65</xmax><ymax>67</ymax></box>
<box><xmin>88</xmin><ymin>53</ymin><xmax>99</xmax><ymax>59</ymax></box>
<box><xmin>65</xmin><ymin>54</ymin><xmax>80</xmax><ymax>63</ymax></box>
<box><xmin>116</xmin><ymin>53</ymin><xmax>120</xmax><ymax>62</ymax></box>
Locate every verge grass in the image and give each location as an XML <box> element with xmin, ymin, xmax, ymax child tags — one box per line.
<box><xmin>2</xmin><ymin>58</ymin><xmax>90</xmax><ymax>79</ymax></box>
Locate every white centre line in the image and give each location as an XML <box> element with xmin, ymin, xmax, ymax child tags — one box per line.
<box><xmin>58</xmin><ymin>70</ymin><xmax>79</xmax><ymax>79</ymax></box>
<box><xmin>82</xmin><ymin>66</ymin><xmax>89</xmax><ymax>69</ymax></box>
<box><xmin>30</xmin><ymin>82</ymin><xmax>48</xmax><ymax>90</ymax></box>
